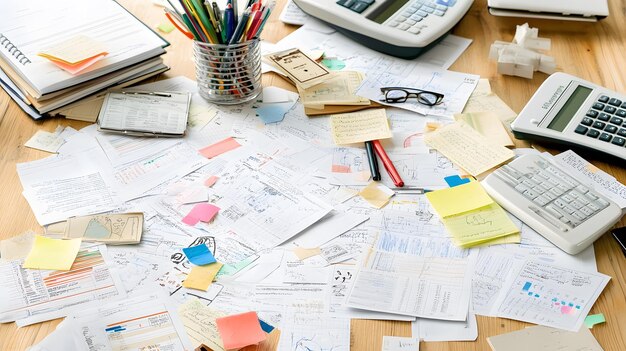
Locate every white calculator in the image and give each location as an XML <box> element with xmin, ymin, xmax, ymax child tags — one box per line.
<box><xmin>482</xmin><ymin>154</ymin><xmax>622</xmax><ymax>254</ymax></box>
<box><xmin>512</xmin><ymin>72</ymin><xmax>626</xmax><ymax>162</ymax></box>
<box><xmin>292</xmin><ymin>0</ymin><xmax>473</xmax><ymax>58</ymax></box>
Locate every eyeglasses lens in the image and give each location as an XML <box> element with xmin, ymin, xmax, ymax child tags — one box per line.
<box><xmin>385</xmin><ymin>90</ymin><xmax>408</xmax><ymax>102</ymax></box>
<box><xmin>417</xmin><ymin>92</ymin><xmax>440</xmax><ymax>106</ymax></box>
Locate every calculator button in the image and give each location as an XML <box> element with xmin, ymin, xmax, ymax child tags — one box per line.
<box><xmin>553</xmin><ymin>199</ymin><xmax>567</xmax><ymax>208</ymax></box>
<box><xmin>542</xmin><ymin>190</ymin><xmax>557</xmax><ymax>201</ymax></box>
<box><xmin>350</xmin><ymin>2</ymin><xmax>369</xmax><ymax>13</ymax></box>
<box><xmin>503</xmin><ymin>165</ymin><xmax>523</xmax><ymax>179</ymax></box>
<box><xmin>388</xmin><ymin>21</ymin><xmax>399</xmax><ymax>27</ymax></box>
<box><xmin>585</xmin><ymin>192</ymin><xmax>599</xmax><ymax>201</ymax></box>
<box><xmin>587</xmin><ymin>129</ymin><xmax>600</xmax><ymax>138</ymax></box>
<box><xmin>593</xmin><ymin>102</ymin><xmax>606</xmax><ymax>110</ymax></box>
<box><xmin>434</xmin><ymin>9</ymin><xmax>445</xmax><ymax>16</ymax></box>
<box><xmin>574</xmin><ymin>125</ymin><xmax>588</xmax><ymax>134</ymax></box>
<box><xmin>545</xmin><ymin>205</ymin><xmax>563</xmax><ymax>219</ymax></box>
<box><xmin>563</xmin><ymin>204</ymin><xmax>577</xmax><ymax>215</ymax></box>
<box><xmin>570</xmin><ymin>199</ymin><xmax>585</xmax><ymax>210</ymax></box>
<box><xmin>609</xmin><ymin>98</ymin><xmax>622</xmax><ymax>106</ymax></box>
<box><xmin>580</xmin><ymin>117</ymin><xmax>593</xmax><ymax>126</ymax></box>
<box><xmin>598</xmin><ymin>95</ymin><xmax>610</xmax><ymax>103</ymax></box>
<box><xmin>599</xmin><ymin>133</ymin><xmax>612</xmax><ymax>142</ymax></box>
<box><xmin>622</xmin><ymin>101</ymin><xmax>626</xmax><ymax>108</ymax></box>
<box><xmin>361</xmin><ymin>0</ymin><xmax>375</xmax><ymax>3</ymax></box>
<box><xmin>616</xmin><ymin>110</ymin><xmax>626</xmax><ymax>118</ymax></box>
<box><xmin>523</xmin><ymin>189</ymin><xmax>540</xmax><ymax>200</ymax></box>
<box><xmin>612</xmin><ymin>136</ymin><xmax>626</xmax><ymax>146</ymax></box>
<box><xmin>338</xmin><ymin>0</ymin><xmax>355</xmax><ymax>7</ymax></box>
<box><xmin>596</xmin><ymin>197</ymin><xmax>610</xmax><ymax>208</ymax></box>
<box><xmin>597</xmin><ymin>113</ymin><xmax>611</xmax><ymax>121</ymax></box>
<box><xmin>579</xmin><ymin>206</ymin><xmax>595</xmax><ymax>216</ymax></box>
<box><xmin>514</xmin><ymin>183</ymin><xmax>532</xmax><ymax>193</ymax></box>
<box><xmin>575</xmin><ymin>185</ymin><xmax>589</xmax><ymax>194</ymax></box>
<box><xmin>586</xmin><ymin>110</ymin><xmax>598</xmax><ymax>118</ymax></box>
<box><xmin>408</xmin><ymin>27</ymin><xmax>421</xmax><ymax>34</ymax></box>
<box><xmin>422</xmin><ymin>5</ymin><xmax>435</xmax><ymax>13</ymax></box>
<box><xmin>604</xmin><ymin>105</ymin><xmax>617</xmax><ymax>114</ymax></box>
<box><xmin>571</xmin><ymin>211</ymin><xmax>587</xmax><ymax>222</ymax></box>
<box><xmin>398</xmin><ymin>23</ymin><xmax>410</xmax><ymax>30</ymax></box>
<box><xmin>610</xmin><ymin>116</ymin><xmax>624</xmax><ymax>125</ymax></box>
<box><xmin>605</xmin><ymin>125</ymin><xmax>618</xmax><ymax>133</ymax></box>
<box><xmin>618</xmin><ymin>129</ymin><xmax>626</xmax><ymax>137</ymax></box>
<box><xmin>405</xmin><ymin>19</ymin><xmax>417</xmax><ymax>25</ymax></box>
<box><xmin>435</xmin><ymin>4</ymin><xmax>447</xmax><ymax>10</ymax></box>
<box><xmin>592</xmin><ymin>121</ymin><xmax>606</xmax><ymax>129</ymax></box>
<box><xmin>587</xmin><ymin>202</ymin><xmax>601</xmax><ymax>212</ymax></box>
<box><xmin>410</xmin><ymin>14</ymin><xmax>424</xmax><ymax>21</ymax></box>
<box><xmin>417</xmin><ymin>10</ymin><xmax>428</xmax><ymax>16</ymax></box>
<box><xmin>396</xmin><ymin>15</ymin><xmax>408</xmax><ymax>21</ymax></box>
<box><xmin>533</xmin><ymin>195</ymin><xmax>550</xmax><ymax>206</ymax></box>
<box><xmin>561</xmin><ymin>194</ymin><xmax>574</xmax><ymax>203</ymax></box>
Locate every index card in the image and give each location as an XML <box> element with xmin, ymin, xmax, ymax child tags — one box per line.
<box><xmin>424</xmin><ymin>120</ymin><xmax>514</xmax><ymax>176</ymax></box>
<box><xmin>178</xmin><ymin>299</ymin><xmax>227</xmax><ymax>351</ymax></box>
<box><xmin>64</xmin><ymin>212</ymin><xmax>143</xmax><ymax>244</ymax></box>
<box><xmin>330</xmin><ymin>108</ymin><xmax>392</xmax><ymax>145</ymax></box>
<box><xmin>23</xmin><ymin>236</ymin><xmax>81</xmax><ymax>271</ymax></box>
<box><xmin>266</xmin><ymin>48</ymin><xmax>332</xmax><ymax>89</ymax></box>
<box><xmin>25</xmin><ymin>129</ymin><xmax>65</xmax><ymax>153</ymax></box>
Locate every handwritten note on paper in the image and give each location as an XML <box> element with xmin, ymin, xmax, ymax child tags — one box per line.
<box><xmin>64</xmin><ymin>213</ymin><xmax>143</xmax><ymax>244</ymax></box>
<box><xmin>488</xmin><ymin>325</ymin><xmax>603</xmax><ymax>351</ymax></box>
<box><xmin>454</xmin><ymin>111</ymin><xmax>514</xmax><ymax>147</ymax></box>
<box><xmin>382</xmin><ymin>336</ymin><xmax>420</xmax><ymax>351</ymax></box>
<box><xmin>178</xmin><ymin>299</ymin><xmax>226</xmax><ymax>351</ymax></box>
<box><xmin>23</xmin><ymin>236</ymin><xmax>81</xmax><ymax>271</ymax></box>
<box><xmin>24</xmin><ymin>129</ymin><xmax>65</xmax><ymax>153</ymax></box>
<box><xmin>424</xmin><ymin>121</ymin><xmax>514</xmax><ymax>176</ymax></box>
<box><xmin>38</xmin><ymin>35</ymin><xmax>108</xmax><ymax>74</ymax></box>
<box><xmin>494</xmin><ymin>260</ymin><xmax>610</xmax><ymax>331</ymax></box>
<box><xmin>330</xmin><ymin>109</ymin><xmax>392</xmax><ymax>145</ymax></box>
<box><xmin>553</xmin><ymin>150</ymin><xmax>626</xmax><ymax>209</ymax></box>
<box><xmin>462</xmin><ymin>78</ymin><xmax>518</xmax><ymax>128</ymax></box>
<box><xmin>266</xmin><ymin>48</ymin><xmax>332</xmax><ymax>89</ymax></box>
<box><xmin>298</xmin><ymin>71</ymin><xmax>370</xmax><ymax>108</ymax></box>
<box><xmin>182</xmin><ymin>262</ymin><xmax>223</xmax><ymax>291</ymax></box>
<box><xmin>426</xmin><ymin>182</ymin><xmax>519</xmax><ymax>247</ymax></box>
<box><xmin>216</xmin><ymin>311</ymin><xmax>267</xmax><ymax>350</ymax></box>
<box><xmin>199</xmin><ymin>137</ymin><xmax>242</xmax><ymax>159</ymax></box>
<box><xmin>183</xmin><ymin>244</ymin><xmax>217</xmax><ymax>265</ymax></box>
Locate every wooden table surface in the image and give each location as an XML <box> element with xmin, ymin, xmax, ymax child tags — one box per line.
<box><xmin>1</xmin><ymin>0</ymin><xmax>625</xmax><ymax>350</ymax></box>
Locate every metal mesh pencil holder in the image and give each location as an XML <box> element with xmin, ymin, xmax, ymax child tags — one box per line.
<box><xmin>193</xmin><ymin>39</ymin><xmax>262</xmax><ymax>104</ymax></box>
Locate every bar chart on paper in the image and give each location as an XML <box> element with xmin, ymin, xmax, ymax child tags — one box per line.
<box><xmin>495</xmin><ymin>260</ymin><xmax>610</xmax><ymax>331</ymax></box>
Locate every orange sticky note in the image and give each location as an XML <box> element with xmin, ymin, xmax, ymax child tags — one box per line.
<box><xmin>204</xmin><ymin>175</ymin><xmax>219</xmax><ymax>187</ymax></box>
<box><xmin>182</xmin><ymin>262</ymin><xmax>223</xmax><ymax>290</ymax></box>
<box><xmin>199</xmin><ymin>138</ymin><xmax>241</xmax><ymax>159</ymax></box>
<box><xmin>216</xmin><ymin>311</ymin><xmax>267</xmax><ymax>350</ymax></box>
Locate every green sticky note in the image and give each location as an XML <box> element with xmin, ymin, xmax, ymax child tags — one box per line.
<box><xmin>321</xmin><ymin>58</ymin><xmax>346</xmax><ymax>71</ymax></box>
<box><xmin>584</xmin><ymin>313</ymin><xmax>606</xmax><ymax>328</ymax></box>
<box><xmin>157</xmin><ymin>22</ymin><xmax>175</xmax><ymax>34</ymax></box>
<box><xmin>216</xmin><ymin>255</ymin><xmax>258</xmax><ymax>277</ymax></box>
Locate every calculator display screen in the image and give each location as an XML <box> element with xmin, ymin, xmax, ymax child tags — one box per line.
<box><xmin>371</xmin><ymin>0</ymin><xmax>411</xmax><ymax>24</ymax></box>
<box><xmin>547</xmin><ymin>85</ymin><xmax>593</xmax><ymax>132</ymax></box>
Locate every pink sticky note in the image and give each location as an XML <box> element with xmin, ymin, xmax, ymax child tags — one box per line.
<box><xmin>182</xmin><ymin>203</ymin><xmax>220</xmax><ymax>226</ymax></box>
<box><xmin>216</xmin><ymin>311</ymin><xmax>267</xmax><ymax>350</ymax></box>
<box><xmin>204</xmin><ymin>175</ymin><xmax>219</xmax><ymax>187</ymax></box>
<box><xmin>199</xmin><ymin>137</ymin><xmax>241</xmax><ymax>159</ymax></box>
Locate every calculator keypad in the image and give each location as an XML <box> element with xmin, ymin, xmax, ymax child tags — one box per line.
<box><xmin>495</xmin><ymin>160</ymin><xmax>610</xmax><ymax>229</ymax></box>
<box><xmin>383</xmin><ymin>0</ymin><xmax>454</xmax><ymax>35</ymax></box>
<box><xmin>576</xmin><ymin>94</ymin><xmax>626</xmax><ymax>147</ymax></box>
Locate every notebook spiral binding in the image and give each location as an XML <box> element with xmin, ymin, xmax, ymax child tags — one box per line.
<box><xmin>0</xmin><ymin>34</ymin><xmax>31</xmax><ymax>65</ymax></box>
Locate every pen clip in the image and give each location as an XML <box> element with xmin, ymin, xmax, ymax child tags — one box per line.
<box><xmin>121</xmin><ymin>91</ymin><xmax>172</xmax><ymax>97</ymax></box>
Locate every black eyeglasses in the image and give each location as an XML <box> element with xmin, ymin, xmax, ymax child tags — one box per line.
<box><xmin>380</xmin><ymin>87</ymin><xmax>444</xmax><ymax>106</ymax></box>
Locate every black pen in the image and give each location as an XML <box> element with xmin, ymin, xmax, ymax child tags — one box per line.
<box><xmin>365</xmin><ymin>141</ymin><xmax>381</xmax><ymax>181</ymax></box>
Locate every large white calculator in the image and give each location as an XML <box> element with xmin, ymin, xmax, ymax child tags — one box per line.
<box><xmin>482</xmin><ymin>154</ymin><xmax>622</xmax><ymax>254</ymax></box>
<box><xmin>512</xmin><ymin>72</ymin><xmax>626</xmax><ymax>162</ymax></box>
<box><xmin>292</xmin><ymin>0</ymin><xmax>473</xmax><ymax>59</ymax></box>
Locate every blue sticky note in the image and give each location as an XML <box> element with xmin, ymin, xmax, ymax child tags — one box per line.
<box><xmin>182</xmin><ymin>244</ymin><xmax>216</xmax><ymax>266</ymax></box>
<box><xmin>444</xmin><ymin>175</ymin><xmax>470</xmax><ymax>187</ymax></box>
<box><xmin>256</xmin><ymin>102</ymin><xmax>295</xmax><ymax>124</ymax></box>
<box><xmin>259</xmin><ymin>318</ymin><xmax>275</xmax><ymax>333</ymax></box>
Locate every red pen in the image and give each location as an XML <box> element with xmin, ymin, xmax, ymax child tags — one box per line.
<box><xmin>372</xmin><ymin>140</ymin><xmax>404</xmax><ymax>187</ymax></box>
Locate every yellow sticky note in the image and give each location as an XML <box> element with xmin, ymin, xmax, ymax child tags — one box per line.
<box><xmin>359</xmin><ymin>181</ymin><xmax>394</xmax><ymax>208</ymax></box>
<box><xmin>38</xmin><ymin>35</ymin><xmax>107</xmax><ymax>65</ymax></box>
<box><xmin>469</xmin><ymin>232</ymin><xmax>521</xmax><ymax>247</ymax></box>
<box><xmin>444</xmin><ymin>203</ymin><xmax>520</xmax><ymax>247</ymax></box>
<box><xmin>330</xmin><ymin>109</ymin><xmax>392</xmax><ymax>145</ymax></box>
<box><xmin>23</xmin><ymin>236</ymin><xmax>81</xmax><ymax>271</ymax></box>
<box><xmin>454</xmin><ymin>111</ymin><xmax>514</xmax><ymax>147</ymax></box>
<box><xmin>426</xmin><ymin>181</ymin><xmax>493</xmax><ymax>218</ymax></box>
<box><xmin>183</xmin><ymin>262</ymin><xmax>223</xmax><ymax>291</ymax></box>
<box><xmin>157</xmin><ymin>22</ymin><xmax>175</xmax><ymax>33</ymax></box>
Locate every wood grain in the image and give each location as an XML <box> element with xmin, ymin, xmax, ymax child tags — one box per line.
<box><xmin>1</xmin><ymin>0</ymin><xmax>625</xmax><ymax>350</ymax></box>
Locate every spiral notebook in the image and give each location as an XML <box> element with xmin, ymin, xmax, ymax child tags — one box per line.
<box><xmin>0</xmin><ymin>0</ymin><xmax>168</xmax><ymax>97</ymax></box>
